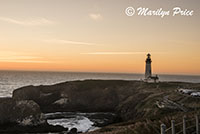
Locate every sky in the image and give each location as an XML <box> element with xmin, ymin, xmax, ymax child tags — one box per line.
<box><xmin>0</xmin><ymin>0</ymin><xmax>199</xmax><ymax>75</ymax></box>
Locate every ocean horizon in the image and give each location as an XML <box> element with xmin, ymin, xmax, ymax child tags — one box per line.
<box><xmin>0</xmin><ymin>70</ymin><xmax>200</xmax><ymax>98</ymax></box>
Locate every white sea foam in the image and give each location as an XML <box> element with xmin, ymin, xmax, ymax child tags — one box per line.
<box><xmin>178</xmin><ymin>88</ymin><xmax>200</xmax><ymax>97</ymax></box>
<box><xmin>191</xmin><ymin>92</ymin><xmax>200</xmax><ymax>97</ymax></box>
<box><xmin>178</xmin><ymin>88</ymin><xmax>194</xmax><ymax>94</ymax></box>
<box><xmin>47</xmin><ymin>116</ymin><xmax>99</xmax><ymax>132</ymax></box>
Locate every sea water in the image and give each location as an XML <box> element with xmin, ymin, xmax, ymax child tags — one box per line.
<box><xmin>0</xmin><ymin>71</ymin><xmax>199</xmax><ymax>98</ymax></box>
<box><xmin>45</xmin><ymin>112</ymin><xmax>101</xmax><ymax>132</ymax></box>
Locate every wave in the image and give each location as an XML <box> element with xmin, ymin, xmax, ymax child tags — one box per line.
<box><xmin>47</xmin><ymin>115</ymin><xmax>99</xmax><ymax>132</ymax></box>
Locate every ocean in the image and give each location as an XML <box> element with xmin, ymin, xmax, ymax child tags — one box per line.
<box><xmin>0</xmin><ymin>71</ymin><xmax>200</xmax><ymax>98</ymax></box>
<box><xmin>0</xmin><ymin>70</ymin><xmax>200</xmax><ymax>132</ymax></box>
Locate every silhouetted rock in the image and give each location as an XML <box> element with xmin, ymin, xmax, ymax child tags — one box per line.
<box><xmin>0</xmin><ymin>98</ymin><xmax>68</xmax><ymax>133</ymax></box>
<box><xmin>68</xmin><ymin>128</ymin><xmax>78</xmax><ymax>134</ymax></box>
<box><xmin>0</xmin><ymin>123</ymin><xmax>68</xmax><ymax>133</ymax></box>
<box><xmin>0</xmin><ymin>98</ymin><xmax>45</xmax><ymax>125</ymax></box>
<box><xmin>13</xmin><ymin>80</ymin><xmax>127</xmax><ymax>113</ymax></box>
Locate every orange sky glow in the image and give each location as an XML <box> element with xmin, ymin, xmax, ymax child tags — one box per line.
<box><xmin>0</xmin><ymin>0</ymin><xmax>199</xmax><ymax>75</ymax></box>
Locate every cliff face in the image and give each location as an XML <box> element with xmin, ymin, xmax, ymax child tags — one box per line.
<box><xmin>12</xmin><ymin>80</ymin><xmax>200</xmax><ymax>123</ymax></box>
<box><xmin>13</xmin><ymin>80</ymin><xmax>132</xmax><ymax>114</ymax></box>
<box><xmin>0</xmin><ymin>98</ymin><xmax>44</xmax><ymax>125</ymax></box>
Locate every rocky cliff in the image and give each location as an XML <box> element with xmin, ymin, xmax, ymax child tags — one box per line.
<box><xmin>0</xmin><ymin>98</ymin><xmax>44</xmax><ymax>125</ymax></box>
<box><xmin>12</xmin><ymin>80</ymin><xmax>200</xmax><ymax>123</ymax></box>
<box><xmin>0</xmin><ymin>98</ymin><xmax>68</xmax><ymax>133</ymax></box>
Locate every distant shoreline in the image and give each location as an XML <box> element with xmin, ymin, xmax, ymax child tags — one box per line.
<box><xmin>0</xmin><ymin>71</ymin><xmax>200</xmax><ymax>98</ymax></box>
<box><xmin>0</xmin><ymin>70</ymin><xmax>199</xmax><ymax>77</ymax></box>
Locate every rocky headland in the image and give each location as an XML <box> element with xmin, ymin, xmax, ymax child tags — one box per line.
<box><xmin>1</xmin><ymin>80</ymin><xmax>200</xmax><ymax>133</ymax></box>
<box><xmin>0</xmin><ymin>97</ymin><xmax>68</xmax><ymax>133</ymax></box>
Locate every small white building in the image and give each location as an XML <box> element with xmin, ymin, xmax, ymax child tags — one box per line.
<box><xmin>144</xmin><ymin>53</ymin><xmax>159</xmax><ymax>83</ymax></box>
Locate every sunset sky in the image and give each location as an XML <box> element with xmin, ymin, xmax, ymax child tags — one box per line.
<box><xmin>0</xmin><ymin>0</ymin><xmax>199</xmax><ymax>75</ymax></box>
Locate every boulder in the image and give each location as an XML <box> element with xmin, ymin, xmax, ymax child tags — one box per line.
<box><xmin>68</xmin><ymin>128</ymin><xmax>78</xmax><ymax>134</ymax></box>
<box><xmin>0</xmin><ymin>98</ymin><xmax>45</xmax><ymax>125</ymax></box>
<box><xmin>0</xmin><ymin>98</ymin><xmax>68</xmax><ymax>133</ymax></box>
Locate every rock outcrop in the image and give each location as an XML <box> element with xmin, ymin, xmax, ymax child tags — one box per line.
<box><xmin>0</xmin><ymin>98</ymin><xmax>68</xmax><ymax>133</ymax></box>
<box><xmin>68</xmin><ymin>128</ymin><xmax>78</xmax><ymax>134</ymax></box>
<box><xmin>0</xmin><ymin>98</ymin><xmax>44</xmax><ymax>125</ymax></box>
<box><xmin>13</xmin><ymin>80</ymin><xmax>130</xmax><ymax>113</ymax></box>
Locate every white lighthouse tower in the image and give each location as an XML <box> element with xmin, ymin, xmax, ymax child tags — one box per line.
<box><xmin>144</xmin><ymin>53</ymin><xmax>159</xmax><ymax>82</ymax></box>
<box><xmin>145</xmin><ymin>53</ymin><xmax>152</xmax><ymax>79</ymax></box>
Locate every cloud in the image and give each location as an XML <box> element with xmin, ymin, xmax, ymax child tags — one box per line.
<box><xmin>0</xmin><ymin>17</ymin><xmax>54</xmax><ymax>26</ymax></box>
<box><xmin>0</xmin><ymin>59</ymin><xmax>50</xmax><ymax>63</ymax></box>
<box><xmin>44</xmin><ymin>39</ymin><xmax>99</xmax><ymax>46</ymax></box>
<box><xmin>80</xmin><ymin>52</ymin><xmax>147</xmax><ymax>55</ymax></box>
<box><xmin>89</xmin><ymin>13</ymin><xmax>103</xmax><ymax>21</ymax></box>
<box><xmin>0</xmin><ymin>51</ymin><xmax>51</xmax><ymax>63</ymax></box>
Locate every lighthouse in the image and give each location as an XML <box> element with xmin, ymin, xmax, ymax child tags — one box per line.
<box><xmin>144</xmin><ymin>53</ymin><xmax>159</xmax><ymax>83</ymax></box>
<box><xmin>145</xmin><ymin>53</ymin><xmax>152</xmax><ymax>79</ymax></box>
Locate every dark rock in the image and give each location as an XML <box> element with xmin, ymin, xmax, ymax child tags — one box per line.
<box><xmin>0</xmin><ymin>98</ymin><xmax>45</xmax><ymax>125</ymax></box>
<box><xmin>13</xmin><ymin>85</ymin><xmax>61</xmax><ymax>107</ymax></box>
<box><xmin>87</xmin><ymin>113</ymin><xmax>120</xmax><ymax>127</ymax></box>
<box><xmin>0</xmin><ymin>123</ymin><xmax>68</xmax><ymax>133</ymax></box>
<box><xmin>0</xmin><ymin>98</ymin><xmax>68</xmax><ymax>133</ymax></box>
<box><xmin>12</xmin><ymin>80</ymin><xmax>130</xmax><ymax>113</ymax></box>
<box><xmin>68</xmin><ymin>128</ymin><xmax>78</xmax><ymax>134</ymax></box>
